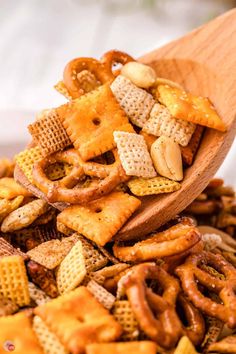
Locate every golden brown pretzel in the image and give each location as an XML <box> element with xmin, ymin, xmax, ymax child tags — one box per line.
<box><xmin>101</xmin><ymin>50</ymin><xmax>135</xmax><ymax>77</ymax></box>
<box><xmin>32</xmin><ymin>148</ymin><xmax>128</xmax><ymax>204</ymax></box>
<box><xmin>63</xmin><ymin>57</ymin><xmax>113</xmax><ymax>99</ymax></box>
<box><xmin>123</xmin><ymin>262</ymin><xmax>182</xmax><ymax>348</ymax></box>
<box><xmin>113</xmin><ymin>223</ymin><xmax>201</xmax><ymax>262</ymax></box>
<box><xmin>175</xmin><ymin>251</ymin><xmax>236</xmax><ymax>328</ymax></box>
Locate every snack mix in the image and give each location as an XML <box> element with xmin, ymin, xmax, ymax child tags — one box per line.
<box><xmin>0</xmin><ymin>50</ymin><xmax>235</xmax><ymax>354</ymax></box>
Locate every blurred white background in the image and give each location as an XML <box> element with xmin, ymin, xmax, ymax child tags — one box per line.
<box><xmin>0</xmin><ymin>0</ymin><xmax>235</xmax><ymax>185</ymax></box>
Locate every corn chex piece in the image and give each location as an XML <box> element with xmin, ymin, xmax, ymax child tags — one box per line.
<box><xmin>15</xmin><ymin>146</ymin><xmax>43</xmax><ymax>183</ymax></box>
<box><xmin>143</xmin><ymin>103</ymin><xmax>196</xmax><ymax>147</ymax></box>
<box><xmin>113</xmin><ymin>300</ymin><xmax>139</xmax><ymax>341</ymax></box>
<box><xmin>127</xmin><ymin>177</ymin><xmax>181</xmax><ymax>196</ymax></box>
<box><xmin>28</xmin><ymin>109</ymin><xmax>71</xmax><ymax>156</ymax></box>
<box><xmin>35</xmin><ymin>286</ymin><xmax>122</xmax><ymax>354</ymax></box>
<box><xmin>60</xmin><ymin>84</ymin><xmax>134</xmax><ymax>161</ymax></box>
<box><xmin>201</xmin><ymin>316</ymin><xmax>223</xmax><ymax>353</ymax></box>
<box><xmin>76</xmin><ymin>234</ymin><xmax>108</xmax><ymax>272</ymax></box>
<box><xmin>56</xmin><ymin>240</ymin><xmax>87</xmax><ymax>294</ymax></box>
<box><xmin>158</xmin><ymin>85</ymin><xmax>226</xmax><ymax>132</ymax></box>
<box><xmin>174</xmin><ymin>336</ymin><xmax>198</xmax><ymax>354</ymax></box>
<box><xmin>0</xmin><ymin>312</ymin><xmax>44</xmax><ymax>354</ymax></box>
<box><xmin>0</xmin><ymin>255</ymin><xmax>30</xmax><ymax>306</ymax></box>
<box><xmin>87</xmin><ymin>280</ymin><xmax>115</xmax><ymax>310</ymax></box>
<box><xmin>28</xmin><ymin>282</ymin><xmax>51</xmax><ymax>305</ymax></box>
<box><xmin>57</xmin><ymin>192</ymin><xmax>141</xmax><ymax>246</ymax></box>
<box><xmin>54</xmin><ymin>80</ymin><xmax>73</xmax><ymax>100</ymax></box>
<box><xmin>33</xmin><ymin>315</ymin><xmax>68</xmax><ymax>354</ymax></box>
<box><xmin>0</xmin><ymin>296</ymin><xmax>19</xmax><ymax>316</ymax></box>
<box><xmin>27</xmin><ymin>234</ymin><xmax>80</xmax><ymax>270</ymax></box>
<box><xmin>85</xmin><ymin>342</ymin><xmax>157</xmax><ymax>354</ymax></box>
<box><xmin>0</xmin><ymin>237</ymin><xmax>28</xmax><ymax>260</ymax></box>
<box><xmin>0</xmin><ymin>177</ymin><xmax>33</xmax><ymax>199</ymax></box>
<box><xmin>181</xmin><ymin>125</ymin><xmax>204</xmax><ymax>166</ymax></box>
<box><xmin>0</xmin><ymin>196</ymin><xmax>24</xmax><ymax>223</ymax></box>
<box><xmin>110</xmin><ymin>75</ymin><xmax>155</xmax><ymax>128</ymax></box>
<box><xmin>1</xmin><ymin>199</ymin><xmax>50</xmax><ymax>233</ymax></box>
<box><xmin>114</xmin><ymin>131</ymin><xmax>156</xmax><ymax>178</ymax></box>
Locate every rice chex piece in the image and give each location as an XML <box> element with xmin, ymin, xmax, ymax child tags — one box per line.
<box><xmin>114</xmin><ymin>131</ymin><xmax>156</xmax><ymax>178</ymax></box>
<box><xmin>0</xmin><ymin>255</ymin><xmax>30</xmax><ymax>306</ymax></box>
<box><xmin>143</xmin><ymin>103</ymin><xmax>196</xmax><ymax>147</ymax></box>
<box><xmin>28</xmin><ymin>282</ymin><xmax>51</xmax><ymax>305</ymax></box>
<box><xmin>57</xmin><ymin>192</ymin><xmax>141</xmax><ymax>246</ymax></box>
<box><xmin>111</xmin><ymin>75</ymin><xmax>155</xmax><ymax>128</ymax></box>
<box><xmin>33</xmin><ymin>315</ymin><xmax>68</xmax><ymax>354</ymax></box>
<box><xmin>113</xmin><ymin>300</ymin><xmax>139</xmax><ymax>340</ymax></box>
<box><xmin>127</xmin><ymin>176</ymin><xmax>181</xmax><ymax>196</ymax></box>
<box><xmin>56</xmin><ymin>240</ymin><xmax>87</xmax><ymax>294</ymax></box>
<box><xmin>87</xmin><ymin>280</ymin><xmax>115</xmax><ymax>310</ymax></box>
<box><xmin>28</xmin><ymin>109</ymin><xmax>71</xmax><ymax>156</ymax></box>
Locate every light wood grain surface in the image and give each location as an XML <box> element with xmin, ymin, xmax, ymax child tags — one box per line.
<box><xmin>118</xmin><ymin>9</ymin><xmax>236</xmax><ymax>239</ymax></box>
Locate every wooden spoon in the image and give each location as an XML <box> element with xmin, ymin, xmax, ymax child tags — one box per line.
<box><xmin>117</xmin><ymin>9</ymin><xmax>236</xmax><ymax>241</ymax></box>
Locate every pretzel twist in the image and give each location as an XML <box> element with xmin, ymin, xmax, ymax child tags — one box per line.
<box><xmin>101</xmin><ymin>50</ymin><xmax>135</xmax><ymax>77</ymax></box>
<box><xmin>32</xmin><ymin>148</ymin><xmax>128</xmax><ymax>204</ymax></box>
<box><xmin>122</xmin><ymin>263</ymin><xmax>204</xmax><ymax>349</ymax></box>
<box><xmin>175</xmin><ymin>251</ymin><xmax>236</xmax><ymax>328</ymax></box>
<box><xmin>63</xmin><ymin>57</ymin><xmax>113</xmax><ymax>99</ymax></box>
<box><xmin>113</xmin><ymin>222</ymin><xmax>201</xmax><ymax>262</ymax></box>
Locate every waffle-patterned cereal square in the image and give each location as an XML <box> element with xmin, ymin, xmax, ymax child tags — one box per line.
<box><xmin>143</xmin><ymin>103</ymin><xmax>196</xmax><ymax>147</ymax></box>
<box><xmin>76</xmin><ymin>234</ymin><xmax>108</xmax><ymax>272</ymax></box>
<box><xmin>60</xmin><ymin>84</ymin><xmax>134</xmax><ymax>161</ymax></box>
<box><xmin>57</xmin><ymin>192</ymin><xmax>141</xmax><ymax>246</ymax></box>
<box><xmin>0</xmin><ymin>255</ymin><xmax>30</xmax><ymax>306</ymax></box>
<box><xmin>0</xmin><ymin>297</ymin><xmax>19</xmax><ymax>316</ymax></box>
<box><xmin>127</xmin><ymin>177</ymin><xmax>181</xmax><ymax>196</ymax></box>
<box><xmin>158</xmin><ymin>85</ymin><xmax>226</xmax><ymax>132</ymax></box>
<box><xmin>113</xmin><ymin>300</ymin><xmax>139</xmax><ymax>340</ymax></box>
<box><xmin>56</xmin><ymin>240</ymin><xmax>87</xmax><ymax>294</ymax></box>
<box><xmin>0</xmin><ymin>312</ymin><xmax>44</xmax><ymax>354</ymax></box>
<box><xmin>15</xmin><ymin>147</ymin><xmax>43</xmax><ymax>183</ymax></box>
<box><xmin>28</xmin><ymin>282</ymin><xmax>51</xmax><ymax>305</ymax></box>
<box><xmin>33</xmin><ymin>315</ymin><xmax>68</xmax><ymax>354</ymax></box>
<box><xmin>87</xmin><ymin>280</ymin><xmax>115</xmax><ymax>310</ymax></box>
<box><xmin>114</xmin><ymin>131</ymin><xmax>156</xmax><ymax>178</ymax></box>
<box><xmin>28</xmin><ymin>109</ymin><xmax>71</xmax><ymax>156</ymax></box>
<box><xmin>34</xmin><ymin>286</ymin><xmax>122</xmax><ymax>354</ymax></box>
<box><xmin>110</xmin><ymin>75</ymin><xmax>155</xmax><ymax>128</ymax></box>
<box><xmin>27</xmin><ymin>234</ymin><xmax>81</xmax><ymax>270</ymax></box>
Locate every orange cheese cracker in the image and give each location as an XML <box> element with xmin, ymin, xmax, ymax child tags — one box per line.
<box><xmin>60</xmin><ymin>84</ymin><xmax>134</xmax><ymax>161</ymax></box>
<box><xmin>34</xmin><ymin>286</ymin><xmax>122</xmax><ymax>354</ymax></box>
<box><xmin>158</xmin><ymin>85</ymin><xmax>226</xmax><ymax>132</ymax></box>
<box><xmin>57</xmin><ymin>191</ymin><xmax>141</xmax><ymax>246</ymax></box>
<box><xmin>85</xmin><ymin>341</ymin><xmax>157</xmax><ymax>354</ymax></box>
<box><xmin>0</xmin><ymin>312</ymin><xmax>44</xmax><ymax>354</ymax></box>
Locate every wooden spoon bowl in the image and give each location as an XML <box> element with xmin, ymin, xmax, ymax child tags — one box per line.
<box><xmin>117</xmin><ymin>9</ymin><xmax>236</xmax><ymax>240</ymax></box>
